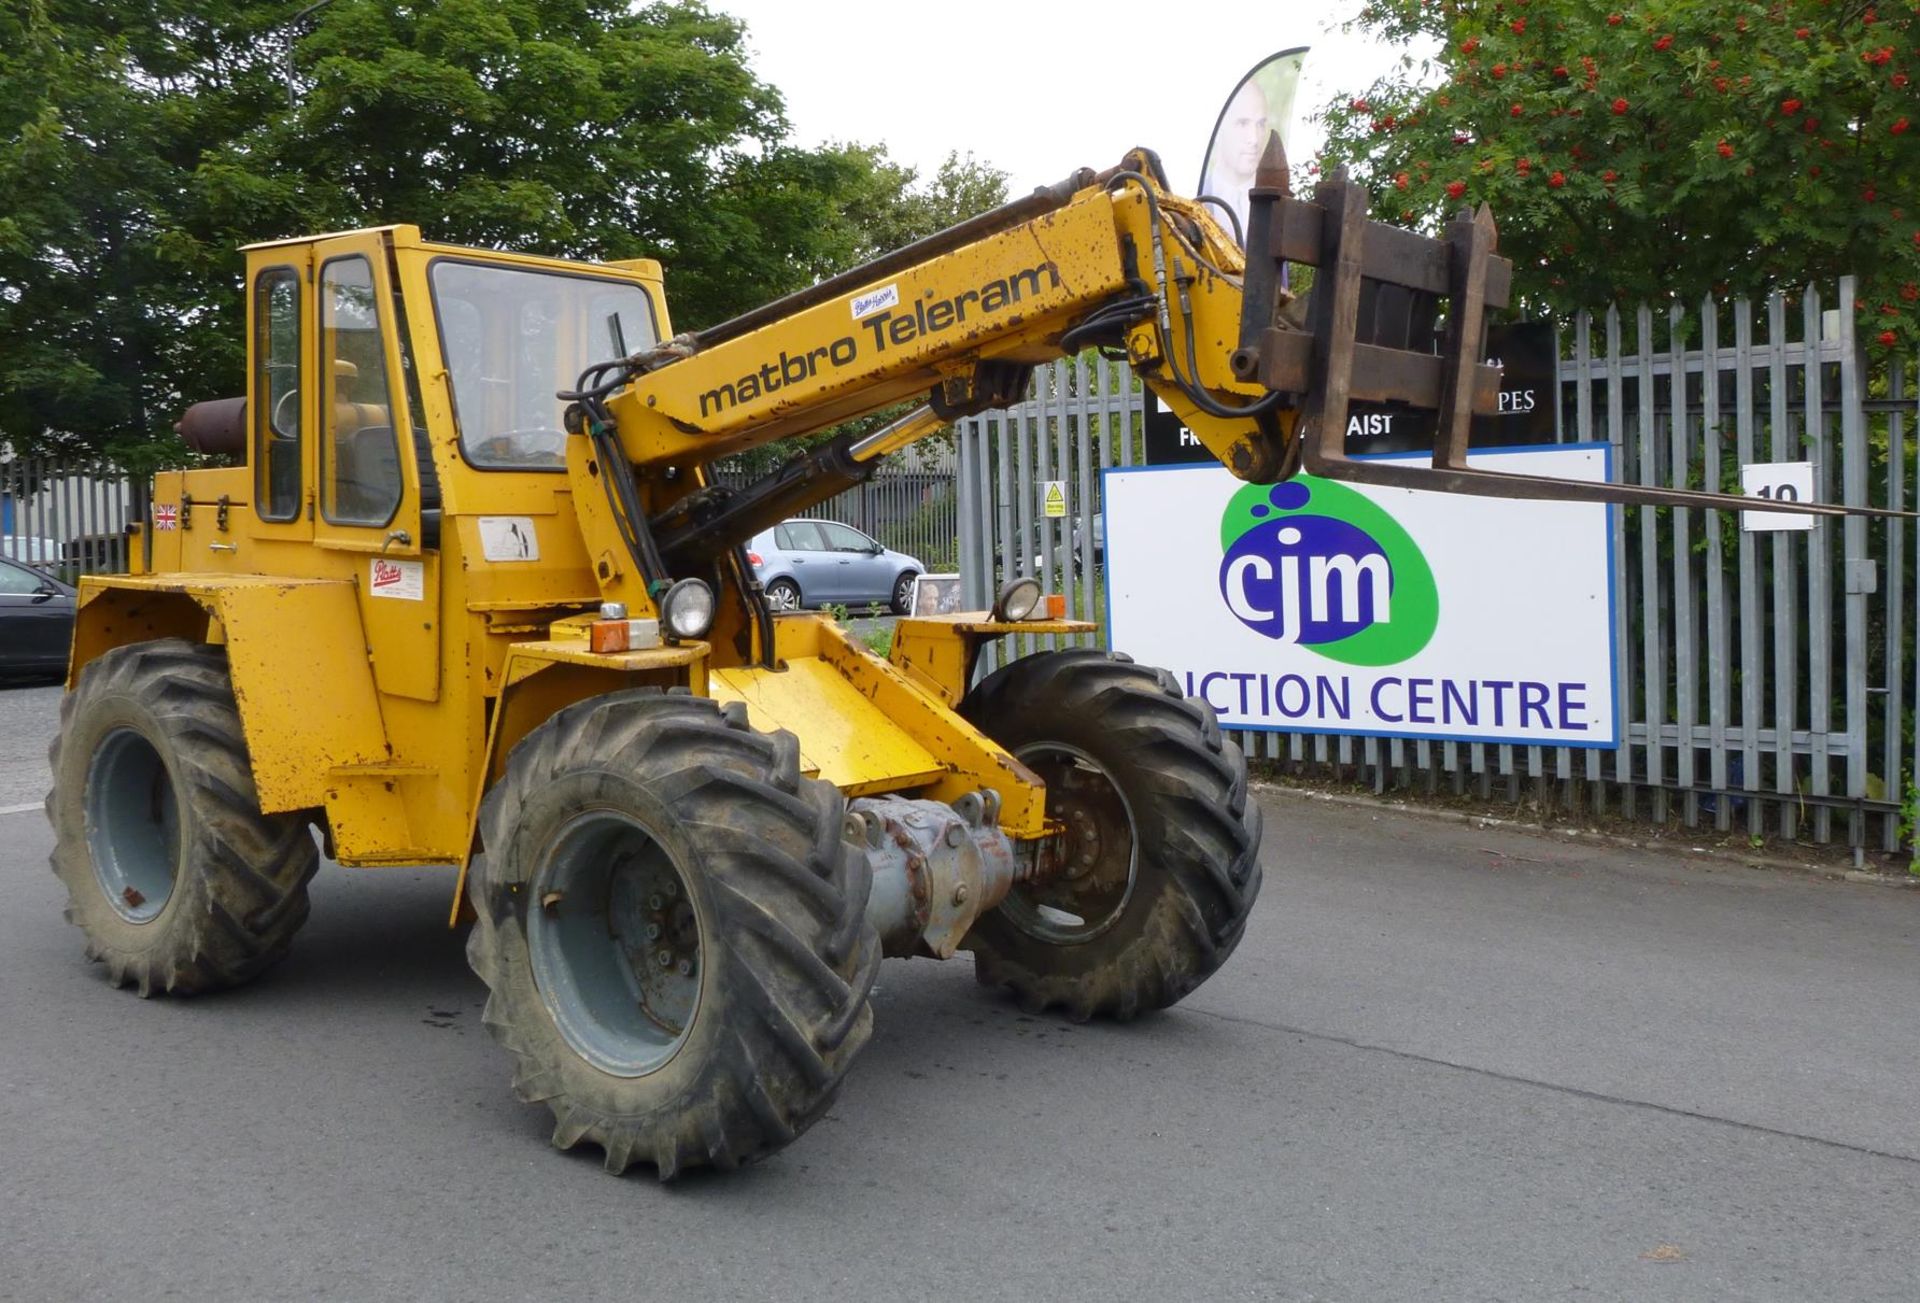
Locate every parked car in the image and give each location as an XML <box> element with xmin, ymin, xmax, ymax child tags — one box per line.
<box><xmin>747</xmin><ymin>519</ymin><xmax>924</xmax><ymax>614</ymax></box>
<box><xmin>0</xmin><ymin>556</ymin><xmax>75</xmax><ymax>681</ymax></box>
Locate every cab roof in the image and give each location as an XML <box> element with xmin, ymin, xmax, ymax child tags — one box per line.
<box><xmin>239</xmin><ymin>224</ymin><xmax>661</xmax><ymax>279</ymax></box>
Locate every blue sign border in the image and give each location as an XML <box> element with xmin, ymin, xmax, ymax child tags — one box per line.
<box><xmin>1098</xmin><ymin>442</ymin><xmax>1621</xmax><ymax>750</ymax></box>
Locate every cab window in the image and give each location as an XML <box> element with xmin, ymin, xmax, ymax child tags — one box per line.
<box><xmin>254</xmin><ymin>267</ymin><xmax>302</xmax><ymax>521</ymax></box>
<box><xmin>429</xmin><ymin>260</ymin><xmax>657</xmax><ymax>470</ymax></box>
<box><xmin>319</xmin><ymin>256</ymin><xmax>403</xmax><ymax>526</ymax></box>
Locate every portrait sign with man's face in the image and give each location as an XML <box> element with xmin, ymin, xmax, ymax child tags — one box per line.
<box><xmin>1198</xmin><ymin>48</ymin><xmax>1308</xmax><ymax>248</ymax></box>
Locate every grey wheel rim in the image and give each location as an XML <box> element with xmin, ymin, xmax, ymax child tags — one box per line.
<box><xmin>85</xmin><ymin>727</ymin><xmax>181</xmax><ymax>924</ymax></box>
<box><xmin>1004</xmin><ymin>742</ymin><xmax>1138</xmax><ymax>944</ymax></box>
<box><xmin>893</xmin><ymin>574</ymin><xmax>913</xmax><ymax>610</ymax></box>
<box><xmin>766</xmin><ymin>582</ymin><xmax>799</xmax><ymax>612</ymax></box>
<box><xmin>528</xmin><ymin>809</ymin><xmax>703</xmax><ymax>1078</ymax></box>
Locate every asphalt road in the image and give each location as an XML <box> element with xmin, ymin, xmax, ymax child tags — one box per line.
<box><xmin>3</xmin><ymin>681</ymin><xmax>1918</xmax><ymax>1302</ymax></box>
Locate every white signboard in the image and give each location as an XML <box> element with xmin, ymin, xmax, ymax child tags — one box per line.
<box><xmin>1103</xmin><ymin>446</ymin><xmax>1618</xmax><ymax>746</ymax></box>
<box><xmin>1739</xmin><ymin>461</ymin><xmax>1817</xmax><ymax>532</ymax></box>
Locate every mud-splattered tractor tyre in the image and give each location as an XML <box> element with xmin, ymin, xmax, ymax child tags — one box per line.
<box><xmin>467</xmin><ymin>690</ymin><xmax>880</xmax><ymax>1179</ymax></box>
<box><xmin>46</xmin><ymin>639</ymin><xmax>322</xmax><ymax>997</ymax></box>
<box><xmin>958</xmin><ymin>649</ymin><xmax>1263</xmax><ymax>1021</ymax></box>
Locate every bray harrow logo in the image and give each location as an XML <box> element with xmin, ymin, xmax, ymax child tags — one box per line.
<box><xmin>1217</xmin><ymin>477</ymin><xmax>1439</xmax><ymax>666</ymax></box>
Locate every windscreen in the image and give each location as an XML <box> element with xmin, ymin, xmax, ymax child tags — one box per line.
<box><xmin>430</xmin><ymin>261</ymin><xmax>657</xmax><ymax>469</ymax></box>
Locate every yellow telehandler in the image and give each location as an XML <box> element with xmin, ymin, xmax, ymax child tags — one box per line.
<box><xmin>46</xmin><ymin>142</ymin><xmax>1839</xmax><ymax>1177</ymax></box>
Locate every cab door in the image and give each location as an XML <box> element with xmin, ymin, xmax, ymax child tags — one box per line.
<box><xmin>248</xmin><ymin>248</ymin><xmax>313</xmax><ymax>545</ymax></box>
<box><xmin>310</xmin><ymin>231</ymin><xmax>440</xmax><ymax>701</ymax></box>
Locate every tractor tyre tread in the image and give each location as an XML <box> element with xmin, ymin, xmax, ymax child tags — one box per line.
<box><xmin>468</xmin><ymin>689</ymin><xmax>879</xmax><ymax>1179</ymax></box>
<box><xmin>959</xmin><ymin>648</ymin><xmax>1262</xmax><ymax>1021</ymax></box>
<box><xmin>46</xmin><ymin>639</ymin><xmax>320</xmax><ymax>997</ymax></box>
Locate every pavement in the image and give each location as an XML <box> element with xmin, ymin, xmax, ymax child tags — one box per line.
<box><xmin>2</xmin><ymin>680</ymin><xmax>1917</xmax><ymax>1302</ymax></box>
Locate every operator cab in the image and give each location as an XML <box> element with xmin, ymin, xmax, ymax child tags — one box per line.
<box><xmin>179</xmin><ymin>225</ymin><xmax>666</xmax><ymax>558</ymax></box>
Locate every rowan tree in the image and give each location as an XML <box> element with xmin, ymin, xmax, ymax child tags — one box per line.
<box><xmin>1318</xmin><ymin>0</ymin><xmax>1919</xmax><ymax>352</ymax></box>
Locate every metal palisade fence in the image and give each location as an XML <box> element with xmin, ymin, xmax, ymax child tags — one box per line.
<box><xmin>0</xmin><ymin>455</ymin><xmax>140</xmax><ymax>579</ymax></box>
<box><xmin>953</xmin><ymin>277</ymin><xmax>1920</xmax><ymax>856</ymax></box>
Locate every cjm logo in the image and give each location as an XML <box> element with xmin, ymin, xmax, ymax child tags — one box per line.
<box><xmin>1217</xmin><ymin>479</ymin><xmax>1440</xmax><ymax>667</ymax></box>
<box><xmin>1224</xmin><ymin>530</ymin><xmax>1393</xmax><ymax>639</ymax></box>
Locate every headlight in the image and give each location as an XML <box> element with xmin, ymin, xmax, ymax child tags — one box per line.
<box><xmin>660</xmin><ymin>578</ymin><xmax>716</xmax><ymax>641</ymax></box>
<box><xmin>992</xmin><ymin>577</ymin><xmax>1044</xmax><ymax>622</ymax></box>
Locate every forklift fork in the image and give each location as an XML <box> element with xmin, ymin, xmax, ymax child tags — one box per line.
<box><xmin>1233</xmin><ymin>135</ymin><xmax>1898</xmax><ymax>521</ymax></box>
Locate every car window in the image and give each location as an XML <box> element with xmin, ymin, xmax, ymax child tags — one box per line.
<box><xmin>0</xmin><ymin>560</ymin><xmax>45</xmax><ymax>595</ymax></box>
<box><xmin>820</xmin><ymin>523</ymin><xmax>872</xmax><ymax>552</ymax></box>
<box><xmin>773</xmin><ymin>525</ymin><xmax>794</xmax><ymax>550</ymax></box>
<box><xmin>783</xmin><ymin>521</ymin><xmax>831</xmax><ymax>550</ymax></box>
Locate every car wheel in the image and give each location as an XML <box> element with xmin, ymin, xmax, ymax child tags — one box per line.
<box><xmin>764</xmin><ymin>579</ymin><xmax>802</xmax><ymax>612</ymax></box>
<box><xmin>890</xmin><ymin>571</ymin><xmax>918</xmax><ymax>616</ymax></box>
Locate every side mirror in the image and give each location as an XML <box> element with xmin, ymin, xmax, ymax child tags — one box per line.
<box><xmin>31</xmin><ymin>584</ymin><xmax>58</xmax><ymax>603</ymax></box>
<box><xmin>867</xmin><ymin>542</ymin><xmax>884</xmax><ymax>555</ymax></box>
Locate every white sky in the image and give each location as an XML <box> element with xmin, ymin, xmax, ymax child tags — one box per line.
<box><xmin>713</xmin><ymin>1</ymin><xmax>1435</xmax><ymax>194</ymax></box>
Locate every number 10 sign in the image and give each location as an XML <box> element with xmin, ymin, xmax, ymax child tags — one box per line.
<box><xmin>1740</xmin><ymin>461</ymin><xmax>1817</xmax><ymax>533</ymax></box>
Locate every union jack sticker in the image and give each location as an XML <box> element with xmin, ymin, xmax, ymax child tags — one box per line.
<box><xmin>153</xmin><ymin>503</ymin><xmax>178</xmax><ymax>530</ymax></box>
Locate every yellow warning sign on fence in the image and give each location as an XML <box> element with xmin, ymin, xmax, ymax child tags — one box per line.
<box><xmin>1042</xmin><ymin>481</ymin><xmax>1067</xmax><ymax>518</ymax></box>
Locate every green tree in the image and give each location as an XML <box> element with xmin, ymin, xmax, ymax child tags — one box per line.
<box><xmin>0</xmin><ymin>0</ymin><xmax>1008</xmax><ymax>465</ymax></box>
<box><xmin>0</xmin><ymin>1</ymin><xmax>271</xmax><ymax>470</ymax></box>
<box><xmin>1318</xmin><ymin>0</ymin><xmax>1918</xmax><ymax>349</ymax></box>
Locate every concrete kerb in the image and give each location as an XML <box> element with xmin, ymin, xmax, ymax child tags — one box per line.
<box><xmin>1254</xmin><ymin>780</ymin><xmax>1920</xmax><ymax>889</ymax></box>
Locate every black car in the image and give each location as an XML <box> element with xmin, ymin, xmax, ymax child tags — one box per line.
<box><xmin>0</xmin><ymin>556</ymin><xmax>75</xmax><ymax>681</ymax></box>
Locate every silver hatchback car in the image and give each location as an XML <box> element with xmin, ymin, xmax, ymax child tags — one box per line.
<box><xmin>748</xmin><ymin>519</ymin><xmax>925</xmax><ymax>614</ymax></box>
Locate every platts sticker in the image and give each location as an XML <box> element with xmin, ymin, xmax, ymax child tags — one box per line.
<box><xmin>369</xmin><ymin>557</ymin><xmax>424</xmax><ymax>600</ymax></box>
<box><xmin>850</xmin><ymin>283</ymin><xmax>899</xmax><ymax>320</ymax></box>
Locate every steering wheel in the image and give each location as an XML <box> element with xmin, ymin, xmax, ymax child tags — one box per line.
<box><xmin>272</xmin><ymin>388</ymin><xmax>300</xmax><ymax>437</ymax></box>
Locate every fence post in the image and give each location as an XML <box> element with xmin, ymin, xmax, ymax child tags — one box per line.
<box><xmin>1837</xmin><ymin>278</ymin><xmax>1871</xmax><ymax>846</ymax></box>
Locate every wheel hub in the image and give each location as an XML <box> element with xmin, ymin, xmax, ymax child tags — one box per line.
<box><xmin>85</xmin><ymin>727</ymin><xmax>180</xmax><ymax>924</ymax></box>
<box><xmin>1005</xmin><ymin>743</ymin><xmax>1138</xmax><ymax>943</ymax></box>
<box><xmin>529</xmin><ymin>809</ymin><xmax>702</xmax><ymax>1078</ymax></box>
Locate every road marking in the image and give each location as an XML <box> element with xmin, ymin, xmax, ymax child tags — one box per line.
<box><xmin>0</xmin><ymin>802</ymin><xmax>43</xmax><ymax>817</ymax></box>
